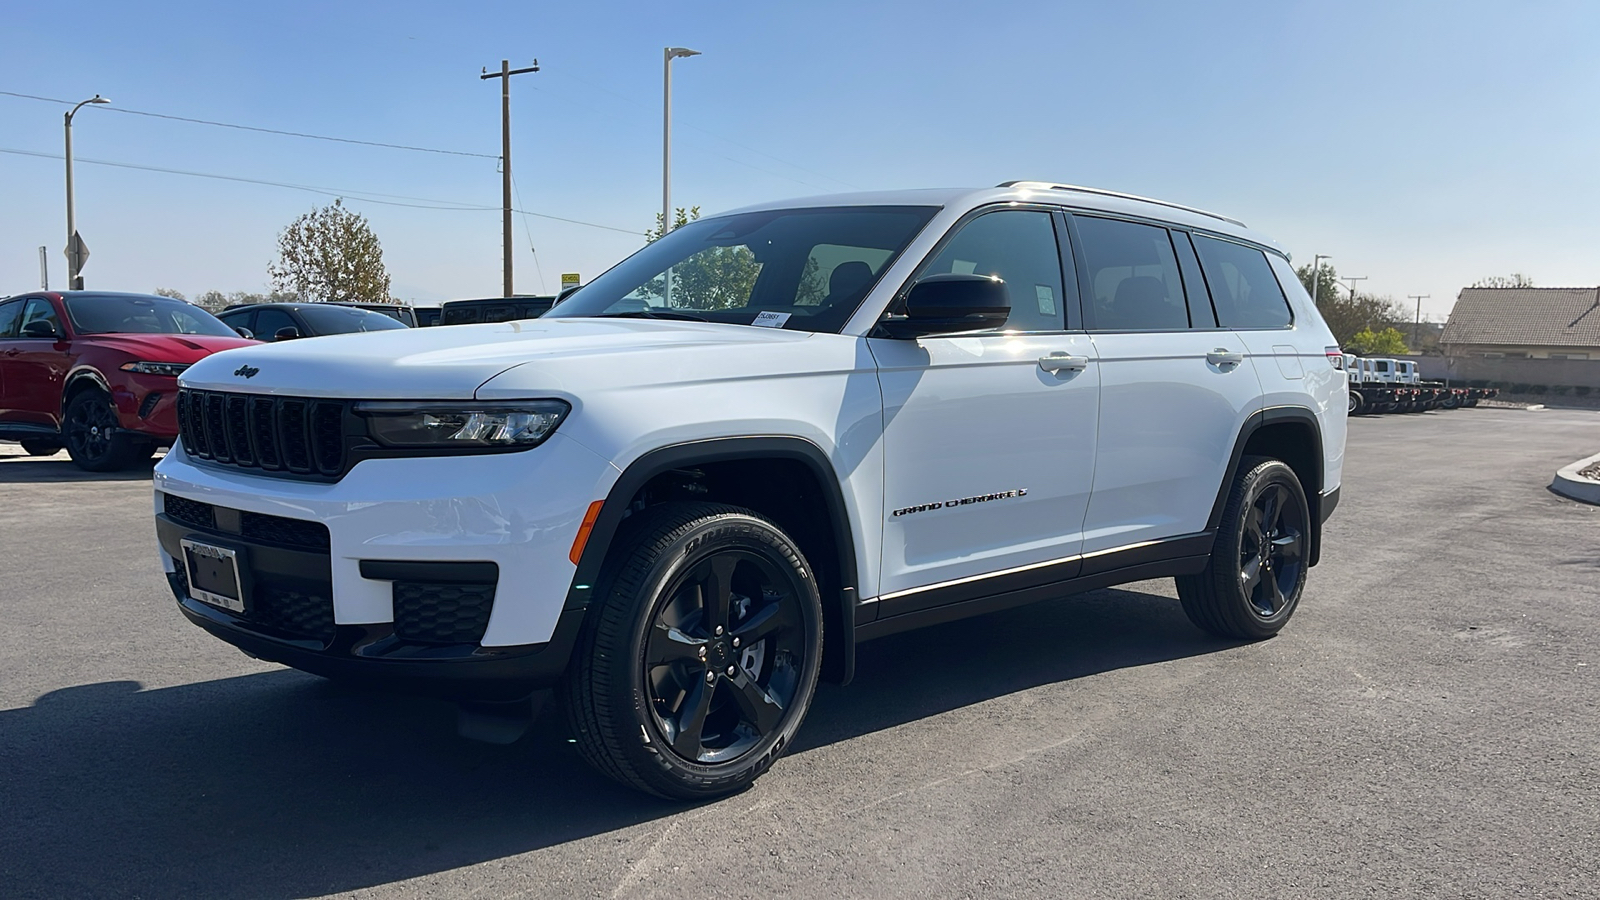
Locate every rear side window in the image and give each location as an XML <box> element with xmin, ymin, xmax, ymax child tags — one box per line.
<box><xmin>0</xmin><ymin>298</ymin><xmax>23</xmax><ymax>337</ymax></box>
<box><xmin>1192</xmin><ymin>235</ymin><xmax>1292</xmax><ymax>329</ymax></box>
<box><xmin>1075</xmin><ymin>217</ymin><xmax>1189</xmax><ymax>331</ymax></box>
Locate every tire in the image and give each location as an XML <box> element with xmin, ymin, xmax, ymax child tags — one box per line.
<box><xmin>1177</xmin><ymin>457</ymin><xmax>1311</xmax><ymax>640</ymax></box>
<box><xmin>564</xmin><ymin>501</ymin><xmax>824</xmax><ymax>800</ymax></box>
<box><xmin>18</xmin><ymin>439</ymin><xmax>60</xmax><ymax>456</ymax></box>
<box><xmin>1347</xmin><ymin>390</ymin><xmax>1363</xmax><ymax>415</ymax></box>
<box><xmin>63</xmin><ymin>389</ymin><xmax>143</xmax><ymax>472</ymax></box>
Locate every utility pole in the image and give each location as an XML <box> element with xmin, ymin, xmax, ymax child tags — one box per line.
<box><xmin>1340</xmin><ymin>275</ymin><xmax>1368</xmax><ymax>299</ymax></box>
<box><xmin>662</xmin><ymin>47</ymin><xmax>700</xmax><ymax>308</ymax></box>
<box><xmin>1408</xmin><ymin>294</ymin><xmax>1429</xmax><ymax>349</ymax></box>
<box><xmin>481</xmin><ymin>59</ymin><xmax>539</xmax><ymax>298</ymax></box>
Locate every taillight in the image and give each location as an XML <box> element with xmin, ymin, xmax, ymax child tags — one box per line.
<box><xmin>1326</xmin><ymin>347</ymin><xmax>1344</xmax><ymax>369</ymax></box>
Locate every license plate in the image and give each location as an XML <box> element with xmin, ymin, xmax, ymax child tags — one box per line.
<box><xmin>181</xmin><ymin>538</ymin><xmax>245</xmax><ymax>613</ymax></box>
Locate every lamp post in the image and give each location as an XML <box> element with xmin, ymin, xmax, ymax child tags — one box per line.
<box><xmin>662</xmin><ymin>47</ymin><xmax>701</xmax><ymax>238</ymax></box>
<box><xmin>1309</xmin><ymin>254</ymin><xmax>1331</xmax><ymax>304</ymax></box>
<box><xmin>65</xmin><ymin>94</ymin><xmax>109</xmax><ymax>289</ymax></box>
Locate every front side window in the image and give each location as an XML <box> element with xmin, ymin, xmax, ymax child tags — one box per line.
<box><xmin>916</xmin><ymin>210</ymin><xmax>1066</xmax><ymax>332</ymax></box>
<box><xmin>549</xmin><ymin>206</ymin><xmax>938</xmax><ymax>333</ymax></box>
<box><xmin>0</xmin><ymin>298</ymin><xmax>23</xmax><ymax>337</ymax></box>
<box><xmin>20</xmin><ymin>298</ymin><xmax>63</xmax><ymax>336</ymax></box>
<box><xmin>1192</xmin><ymin>235</ymin><xmax>1292</xmax><ymax>329</ymax></box>
<box><xmin>1076</xmin><ymin>217</ymin><xmax>1190</xmax><ymax>331</ymax></box>
<box><xmin>65</xmin><ymin>294</ymin><xmax>235</xmax><ymax>337</ymax></box>
<box><xmin>252</xmin><ymin>307</ymin><xmax>298</xmax><ymax>340</ymax></box>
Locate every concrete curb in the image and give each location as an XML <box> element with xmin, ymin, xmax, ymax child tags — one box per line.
<box><xmin>1552</xmin><ymin>452</ymin><xmax>1600</xmax><ymax>505</ymax></box>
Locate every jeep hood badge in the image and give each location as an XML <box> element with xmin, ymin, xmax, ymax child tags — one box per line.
<box><xmin>234</xmin><ymin>365</ymin><xmax>259</xmax><ymax>379</ymax></box>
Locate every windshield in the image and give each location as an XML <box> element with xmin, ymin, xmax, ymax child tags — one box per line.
<box><xmin>65</xmin><ymin>294</ymin><xmax>237</xmax><ymax>337</ymax></box>
<box><xmin>297</xmin><ymin>305</ymin><xmax>410</xmax><ymax>334</ymax></box>
<box><xmin>548</xmin><ymin>206</ymin><xmax>938</xmax><ymax>333</ymax></box>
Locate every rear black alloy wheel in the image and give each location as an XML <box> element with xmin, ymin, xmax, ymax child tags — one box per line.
<box><xmin>63</xmin><ymin>389</ymin><xmax>144</xmax><ymax>472</ymax></box>
<box><xmin>565</xmin><ymin>502</ymin><xmax>822</xmax><ymax>799</ymax></box>
<box><xmin>1177</xmin><ymin>457</ymin><xmax>1310</xmax><ymax>640</ymax></box>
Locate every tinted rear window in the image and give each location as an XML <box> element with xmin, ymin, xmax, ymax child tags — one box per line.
<box><xmin>1192</xmin><ymin>235</ymin><xmax>1292</xmax><ymax>329</ymax></box>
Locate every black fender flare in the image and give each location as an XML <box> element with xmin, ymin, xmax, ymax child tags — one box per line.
<box><xmin>563</xmin><ymin>436</ymin><xmax>860</xmax><ymax>685</ymax></box>
<box><xmin>1207</xmin><ymin>406</ymin><xmax>1329</xmax><ymax>567</ymax></box>
<box><xmin>61</xmin><ymin>367</ymin><xmax>112</xmax><ymax>416</ymax></box>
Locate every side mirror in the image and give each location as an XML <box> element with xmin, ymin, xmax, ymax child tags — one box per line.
<box><xmin>21</xmin><ymin>319</ymin><xmax>60</xmax><ymax>339</ymax></box>
<box><xmin>233</xmin><ymin>326</ymin><xmax>255</xmax><ymax>340</ymax></box>
<box><xmin>273</xmin><ymin>326</ymin><xmax>302</xmax><ymax>341</ymax></box>
<box><xmin>880</xmin><ymin>273</ymin><xmax>1010</xmax><ymax>339</ymax></box>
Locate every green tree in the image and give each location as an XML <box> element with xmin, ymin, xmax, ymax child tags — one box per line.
<box><xmin>1471</xmin><ymin>273</ymin><xmax>1534</xmax><ymax>288</ymax></box>
<box><xmin>1346</xmin><ymin>326</ymin><xmax>1409</xmax><ymax>356</ymax></box>
<box><xmin>154</xmin><ymin>287</ymin><xmax>186</xmax><ymax>301</ymax></box>
<box><xmin>641</xmin><ymin>206</ymin><xmax>763</xmax><ymax>311</ymax></box>
<box><xmin>1294</xmin><ymin>262</ymin><xmax>1409</xmax><ymax>347</ymax></box>
<box><xmin>268</xmin><ymin>199</ymin><xmax>391</xmax><ymax>303</ymax></box>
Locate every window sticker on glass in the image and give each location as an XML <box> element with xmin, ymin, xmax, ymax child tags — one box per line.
<box><xmin>952</xmin><ymin>260</ymin><xmax>978</xmax><ymax>276</ymax></box>
<box><xmin>751</xmin><ymin>311</ymin><xmax>791</xmax><ymax>328</ymax></box>
<box><xmin>1035</xmin><ymin>285</ymin><xmax>1056</xmax><ymax>316</ymax></box>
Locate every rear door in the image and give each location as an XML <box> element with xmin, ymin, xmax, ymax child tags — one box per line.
<box><xmin>0</xmin><ymin>297</ymin><xmax>26</xmax><ymax>424</ymax></box>
<box><xmin>1070</xmin><ymin>214</ymin><xmax>1263</xmax><ymax>558</ymax></box>
<box><xmin>871</xmin><ymin>208</ymin><xmax>1100</xmax><ymax>613</ymax></box>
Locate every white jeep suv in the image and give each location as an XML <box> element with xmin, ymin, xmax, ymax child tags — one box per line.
<box><xmin>153</xmin><ymin>182</ymin><xmax>1346</xmax><ymax>798</ymax></box>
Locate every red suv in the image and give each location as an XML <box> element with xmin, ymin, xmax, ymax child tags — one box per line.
<box><xmin>0</xmin><ymin>291</ymin><xmax>256</xmax><ymax>471</ymax></box>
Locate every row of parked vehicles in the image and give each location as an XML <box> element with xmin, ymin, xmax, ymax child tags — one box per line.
<box><xmin>1343</xmin><ymin>354</ymin><xmax>1498</xmax><ymax>415</ymax></box>
<box><xmin>0</xmin><ymin>290</ymin><xmax>562</xmax><ymax>471</ymax></box>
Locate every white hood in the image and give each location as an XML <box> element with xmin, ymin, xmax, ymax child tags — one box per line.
<box><xmin>177</xmin><ymin>317</ymin><xmax>811</xmax><ymax>399</ymax></box>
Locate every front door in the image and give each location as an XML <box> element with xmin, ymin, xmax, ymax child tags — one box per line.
<box><xmin>5</xmin><ymin>298</ymin><xmax>73</xmax><ymax>430</ymax></box>
<box><xmin>1070</xmin><ymin>215</ymin><xmax>1263</xmax><ymax>558</ymax></box>
<box><xmin>870</xmin><ymin>209</ymin><xmax>1100</xmax><ymax>615</ymax></box>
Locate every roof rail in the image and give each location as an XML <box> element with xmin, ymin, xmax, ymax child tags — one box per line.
<box><xmin>996</xmin><ymin>181</ymin><xmax>1246</xmax><ymax>228</ymax></box>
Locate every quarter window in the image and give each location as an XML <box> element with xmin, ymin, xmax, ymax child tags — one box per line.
<box><xmin>1076</xmin><ymin>217</ymin><xmax>1189</xmax><ymax>331</ymax></box>
<box><xmin>1192</xmin><ymin>235</ymin><xmax>1292</xmax><ymax>329</ymax></box>
<box><xmin>919</xmin><ymin>210</ymin><xmax>1066</xmax><ymax>331</ymax></box>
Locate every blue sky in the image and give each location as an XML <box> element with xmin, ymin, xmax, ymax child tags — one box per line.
<box><xmin>3</xmin><ymin>0</ymin><xmax>1597</xmax><ymax>319</ymax></box>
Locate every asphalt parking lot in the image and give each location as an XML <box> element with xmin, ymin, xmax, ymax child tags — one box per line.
<box><xmin>2</xmin><ymin>408</ymin><xmax>1597</xmax><ymax>899</ymax></box>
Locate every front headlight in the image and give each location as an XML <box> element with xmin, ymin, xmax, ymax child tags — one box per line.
<box><xmin>354</xmin><ymin>400</ymin><xmax>570</xmax><ymax>449</ymax></box>
<box><xmin>120</xmin><ymin>361</ymin><xmax>191</xmax><ymax>376</ymax></box>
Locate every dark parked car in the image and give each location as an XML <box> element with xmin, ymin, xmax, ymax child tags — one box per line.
<box><xmin>412</xmin><ymin>306</ymin><xmax>442</xmax><ymax>327</ymax></box>
<box><xmin>438</xmin><ymin>295</ymin><xmax>557</xmax><ymax>326</ymax></box>
<box><xmin>0</xmin><ymin>291</ymin><xmax>256</xmax><ymax>470</ymax></box>
<box><xmin>216</xmin><ymin>303</ymin><xmax>409</xmax><ymax>342</ymax></box>
<box><xmin>339</xmin><ymin>302</ymin><xmax>418</xmax><ymax>327</ymax></box>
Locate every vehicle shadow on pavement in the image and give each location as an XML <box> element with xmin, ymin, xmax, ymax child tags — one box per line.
<box><xmin>0</xmin><ymin>586</ymin><xmax>1228</xmax><ymax>898</ymax></box>
<box><xmin>0</xmin><ymin>450</ymin><xmax>161</xmax><ymax>483</ymax></box>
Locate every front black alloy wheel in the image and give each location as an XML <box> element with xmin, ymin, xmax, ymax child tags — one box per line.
<box><xmin>1177</xmin><ymin>457</ymin><xmax>1310</xmax><ymax>640</ymax></box>
<box><xmin>63</xmin><ymin>389</ymin><xmax>146</xmax><ymax>472</ymax></box>
<box><xmin>565</xmin><ymin>502</ymin><xmax>822</xmax><ymax>799</ymax></box>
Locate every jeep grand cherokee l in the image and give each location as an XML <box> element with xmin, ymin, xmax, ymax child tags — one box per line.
<box><xmin>153</xmin><ymin>182</ymin><xmax>1346</xmax><ymax>798</ymax></box>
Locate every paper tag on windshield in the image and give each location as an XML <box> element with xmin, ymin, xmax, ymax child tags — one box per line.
<box><xmin>752</xmin><ymin>311</ymin><xmax>791</xmax><ymax>328</ymax></box>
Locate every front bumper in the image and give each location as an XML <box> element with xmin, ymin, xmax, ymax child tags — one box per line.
<box><xmin>154</xmin><ymin>433</ymin><xmax>621</xmax><ymax>665</ymax></box>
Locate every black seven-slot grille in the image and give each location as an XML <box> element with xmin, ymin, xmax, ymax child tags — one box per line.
<box><xmin>178</xmin><ymin>389</ymin><xmax>347</xmax><ymax>477</ymax></box>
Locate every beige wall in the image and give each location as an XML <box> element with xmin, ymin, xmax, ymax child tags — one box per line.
<box><xmin>1442</xmin><ymin>343</ymin><xmax>1593</xmax><ymax>360</ymax></box>
<box><xmin>1419</xmin><ymin>354</ymin><xmax>1600</xmax><ymax>390</ymax></box>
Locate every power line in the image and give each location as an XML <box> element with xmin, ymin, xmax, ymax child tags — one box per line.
<box><xmin>0</xmin><ymin>146</ymin><xmax>642</xmax><ymax>235</ymax></box>
<box><xmin>0</xmin><ymin>89</ymin><xmax>497</xmax><ymax>159</ymax></box>
<box><xmin>510</xmin><ymin>171</ymin><xmax>549</xmax><ymax>293</ymax></box>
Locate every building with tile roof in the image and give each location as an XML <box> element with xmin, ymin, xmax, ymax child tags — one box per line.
<box><xmin>1440</xmin><ymin>287</ymin><xmax>1600</xmax><ymax>360</ymax></box>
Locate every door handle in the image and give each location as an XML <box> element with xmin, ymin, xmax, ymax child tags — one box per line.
<box><xmin>1206</xmin><ymin>348</ymin><xmax>1245</xmax><ymax>368</ymax></box>
<box><xmin>1038</xmin><ymin>352</ymin><xmax>1089</xmax><ymax>373</ymax></box>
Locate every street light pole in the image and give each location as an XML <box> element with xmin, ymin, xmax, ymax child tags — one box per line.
<box><xmin>64</xmin><ymin>94</ymin><xmax>109</xmax><ymax>290</ymax></box>
<box><xmin>1309</xmin><ymin>254</ymin><xmax>1331</xmax><ymax>304</ymax></box>
<box><xmin>481</xmin><ymin>59</ymin><xmax>539</xmax><ymax>298</ymax></box>
<box><xmin>662</xmin><ymin>47</ymin><xmax>700</xmax><ymax>306</ymax></box>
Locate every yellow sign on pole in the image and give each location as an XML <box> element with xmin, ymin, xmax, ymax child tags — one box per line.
<box><xmin>561</xmin><ymin>273</ymin><xmax>581</xmax><ymax>292</ymax></box>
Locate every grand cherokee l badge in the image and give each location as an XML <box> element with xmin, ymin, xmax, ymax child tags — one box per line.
<box><xmin>233</xmin><ymin>365</ymin><xmax>259</xmax><ymax>379</ymax></box>
<box><xmin>892</xmin><ymin>488</ymin><xmax>1028</xmax><ymax>518</ymax></box>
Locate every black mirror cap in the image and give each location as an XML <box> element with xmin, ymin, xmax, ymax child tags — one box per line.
<box><xmin>273</xmin><ymin>326</ymin><xmax>302</xmax><ymax>341</ymax></box>
<box><xmin>233</xmin><ymin>326</ymin><xmax>255</xmax><ymax>340</ymax></box>
<box><xmin>882</xmin><ymin>273</ymin><xmax>1009</xmax><ymax>338</ymax></box>
<box><xmin>20</xmin><ymin>320</ymin><xmax>60</xmax><ymax>339</ymax></box>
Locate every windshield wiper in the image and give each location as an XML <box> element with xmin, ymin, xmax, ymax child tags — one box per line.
<box><xmin>595</xmin><ymin>309</ymin><xmax>708</xmax><ymax>322</ymax></box>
